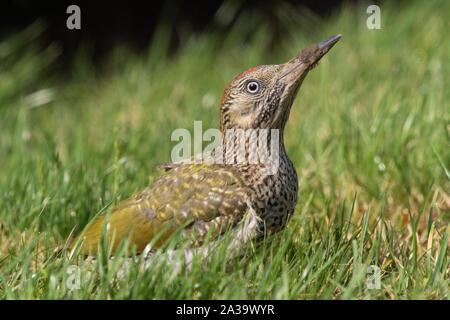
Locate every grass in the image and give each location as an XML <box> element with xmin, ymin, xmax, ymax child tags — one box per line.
<box><xmin>0</xmin><ymin>0</ymin><xmax>448</xmax><ymax>299</ymax></box>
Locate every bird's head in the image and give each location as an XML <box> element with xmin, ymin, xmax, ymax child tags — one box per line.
<box><xmin>220</xmin><ymin>34</ymin><xmax>341</xmax><ymax>134</ymax></box>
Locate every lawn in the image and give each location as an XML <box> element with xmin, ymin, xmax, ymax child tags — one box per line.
<box><xmin>0</xmin><ymin>0</ymin><xmax>448</xmax><ymax>299</ymax></box>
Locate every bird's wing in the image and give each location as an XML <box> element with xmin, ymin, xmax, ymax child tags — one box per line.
<box><xmin>72</xmin><ymin>163</ymin><xmax>250</xmax><ymax>255</ymax></box>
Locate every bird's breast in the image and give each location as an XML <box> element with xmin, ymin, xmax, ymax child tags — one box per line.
<box><xmin>235</xmin><ymin>153</ymin><xmax>298</xmax><ymax>233</ymax></box>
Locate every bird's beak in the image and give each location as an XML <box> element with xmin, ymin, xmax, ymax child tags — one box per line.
<box><xmin>278</xmin><ymin>34</ymin><xmax>342</xmax><ymax>83</ymax></box>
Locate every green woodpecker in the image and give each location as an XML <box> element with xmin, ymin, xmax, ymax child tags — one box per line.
<box><xmin>72</xmin><ymin>35</ymin><xmax>342</xmax><ymax>256</ymax></box>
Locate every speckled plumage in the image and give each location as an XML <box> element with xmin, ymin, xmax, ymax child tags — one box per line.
<box><xmin>75</xmin><ymin>163</ymin><xmax>250</xmax><ymax>253</ymax></box>
<box><xmin>72</xmin><ymin>35</ymin><xmax>342</xmax><ymax>255</ymax></box>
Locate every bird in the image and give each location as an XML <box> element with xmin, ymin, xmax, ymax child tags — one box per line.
<box><xmin>71</xmin><ymin>34</ymin><xmax>342</xmax><ymax>258</ymax></box>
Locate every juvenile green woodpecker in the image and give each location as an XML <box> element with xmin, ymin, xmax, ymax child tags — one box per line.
<box><xmin>72</xmin><ymin>35</ymin><xmax>342</xmax><ymax>256</ymax></box>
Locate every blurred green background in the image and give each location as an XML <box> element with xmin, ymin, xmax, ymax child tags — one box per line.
<box><xmin>0</xmin><ymin>0</ymin><xmax>448</xmax><ymax>299</ymax></box>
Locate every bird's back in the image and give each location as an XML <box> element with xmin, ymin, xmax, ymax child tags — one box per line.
<box><xmin>73</xmin><ymin>163</ymin><xmax>251</xmax><ymax>254</ymax></box>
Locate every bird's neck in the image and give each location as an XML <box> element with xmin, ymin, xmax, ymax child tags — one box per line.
<box><xmin>223</xmin><ymin>128</ymin><xmax>298</xmax><ymax>222</ymax></box>
<box><xmin>212</xmin><ymin>127</ymin><xmax>290</xmax><ymax>176</ymax></box>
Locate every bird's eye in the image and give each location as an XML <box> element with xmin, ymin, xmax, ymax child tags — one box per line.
<box><xmin>246</xmin><ymin>81</ymin><xmax>260</xmax><ymax>94</ymax></box>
